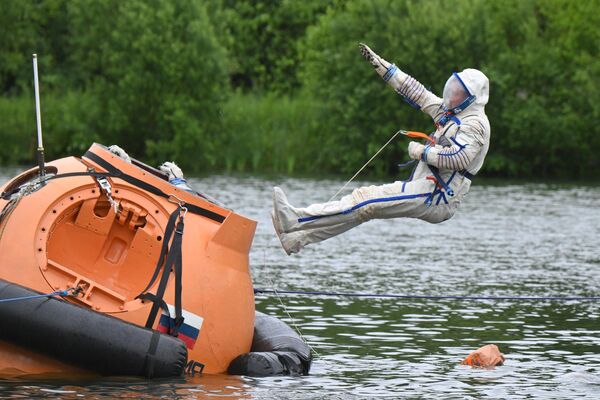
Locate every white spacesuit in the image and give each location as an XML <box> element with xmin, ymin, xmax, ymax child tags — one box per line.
<box><xmin>272</xmin><ymin>44</ymin><xmax>490</xmax><ymax>255</ymax></box>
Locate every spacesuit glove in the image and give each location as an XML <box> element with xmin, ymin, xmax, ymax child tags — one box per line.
<box><xmin>408</xmin><ymin>141</ymin><xmax>426</xmax><ymax>161</ymax></box>
<box><xmin>108</xmin><ymin>145</ymin><xmax>131</xmax><ymax>163</ymax></box>
<box><xmin>359</xmin><ymin>43</ymin><xmax>392</xmax><ymax>79</ymax></box>
<box><xmin>159</xmin><ymin>161</ymin><xmax>185</xmax><ymax>182</ymax></box>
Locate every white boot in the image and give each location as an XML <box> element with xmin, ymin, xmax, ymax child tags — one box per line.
<box><xmin>271</xmin><ymin>193</ymin><xmax>302</xmax><ymax>255</ymax></box>
<box><xmin>272</xmin><ymin>187</ymin><xmax>302</xmax><ymax>233</ymax></box>
<box><xmin>274</xmin><ymin>220</ymin><xmax>363</xmax><ymax>256</ymax></box>
<box><xmin>271</xmin><ymin>210</ymin><xmax>290</xmax><ymax>254</ymax></box>
<box><xmin>275</xmin><ymin>230</ymin><xmax>305</xmax><ymax>256</ymax></box>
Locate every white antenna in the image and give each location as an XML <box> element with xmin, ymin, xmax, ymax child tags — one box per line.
<box><xmin>32</xmin><ymin>54</ymin><xmax>45</xmax><ymax>177</ymax></box>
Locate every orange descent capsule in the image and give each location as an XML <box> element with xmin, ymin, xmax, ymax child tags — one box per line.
<box><xmin>0</xmin><ymin>143</ymin><xmax>257</xmax><ymax>377</ymax></box>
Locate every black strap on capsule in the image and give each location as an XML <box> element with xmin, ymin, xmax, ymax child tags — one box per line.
<box><xmin>143</xmin><ymin>330</ymin><xmax>161</xmax><ymax>378</ymax></box>
<box><xmin>84</xmin><ymin>151</ymin><xmax>225</xmax><ymax>223</ymax></box>
<box><xmin>2</xmin><ymin>152</ymin><xmax>225</xmax><ymax>224</ymax></box>
<box><xmin>137</xmin><ymin>207</ymin><xmax>185</xmax><ymax>336</ymax></box>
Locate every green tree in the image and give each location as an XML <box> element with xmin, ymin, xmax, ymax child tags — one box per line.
<box><xmin>483</xmin><ymin>0</ymin><xmax>600</xmax><ymax>178</ymax></box>
<box><xmin>0</xmin><ymin>0</ymin><xmax>72</xmax><ymax>162</ymax></box>
<box><xmin>0</xmin><ymin>0</ymin><xmax>598</xmax><ymax>179</ymax></box>
<box><xmin>0</xmin><ymin>1</ymin><xmax>39</xmax><ymax>95</ymax></box>
<box><xmin>210</xmin><ymin>0</ymin><xmax>337</xmax><ymax>93</ymax></box>
<box><xmin>65</xmin><ymin>0</ymin><xmax>229</xmax><ymax>169</ymax></box>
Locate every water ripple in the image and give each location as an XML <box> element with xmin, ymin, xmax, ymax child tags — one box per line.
<box><xmin>1</xmin><ymin>172</ymin><xmax>599</xmax><ymax>398</ymax></box>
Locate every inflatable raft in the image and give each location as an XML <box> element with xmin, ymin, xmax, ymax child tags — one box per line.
<box><xmin>0</xmin><ymin>144</ymin><xmax>310</xmax><ymax>378</ymax></box>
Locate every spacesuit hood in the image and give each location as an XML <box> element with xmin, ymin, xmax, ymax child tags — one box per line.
<box><xmin>457</xmin><ymin>68</ymin><xmax>489</xmax><ymax>111</ymax></box>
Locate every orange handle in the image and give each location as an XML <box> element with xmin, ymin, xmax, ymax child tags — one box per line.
<box><xmin>402</xmin><ymin>130</ymin><xmax>436</xmax><ymax>144</ymax></box>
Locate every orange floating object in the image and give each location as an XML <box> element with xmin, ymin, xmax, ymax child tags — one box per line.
<box><xmin>0</xmin><ymin>143</ymin><xmax>257</xmax><ymax>377</ymax></box>
<box><xmin>461</xmin><ymin>344</ymin><xmax>505</xmax><ymax>368</ymax></box>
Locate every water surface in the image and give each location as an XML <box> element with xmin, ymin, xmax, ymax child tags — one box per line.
<box><xmin>1</xmin><ymin>171</ymin><xmax>599</xmax><ymax>398</ymax></box>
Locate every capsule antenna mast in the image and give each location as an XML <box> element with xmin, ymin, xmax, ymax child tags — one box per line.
<box><xmin>32</xmin><ymin>54</ymin><xmax>45</xmax><ymax>177</ymax></box>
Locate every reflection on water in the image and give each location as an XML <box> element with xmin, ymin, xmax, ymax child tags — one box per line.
<box><xmin>1</xmin><ymin>171</ymin><xmax>599</xmax><ymax>398</ymax></box>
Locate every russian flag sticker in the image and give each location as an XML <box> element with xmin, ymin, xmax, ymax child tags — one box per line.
<box><xmin>157</xmin><ymin>304</ymin><xmax>204</xmax><ymax>350</ymax></box>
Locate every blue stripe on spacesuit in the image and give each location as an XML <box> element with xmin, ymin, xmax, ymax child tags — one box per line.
<box><xmin>383</xmin><ymin>64</ymin><xmax>398</xmax><ymax>82</ymax></box>
<box><xmin>401</xmin><ymin>161</ymin><xmax>418</xmax><ymax>192</ymax></box>
<box><xmin>403</xmin><ymin>79</ymin><xmax>420</xmax><ymax>99</ymax></box>
<box><xmin>438</xmin><ymin>135</ymin><xmax>470</xmax><ymax>170</ymax></box>
<box><xmin>396</xmin><ymin>74</ymin><xmax>424</xmax><ymax>109</ymax></box>
<box><xmin>421</xmin><ymin>145</ymin><xmax>431</xmax><ymax>161</ymax></box>
<box><xmin>439</xmin><ymin>144</ymin><xmax>468</xmax><ymax>157</ymax></box>
<box><xmin>297</xmin><ymin>192</ymin><xmax>431</xmax><ymax>223</ymax></box>
<box><xmin>435</xmin><ymin>171</ymin><xmax>455</xmax><ymax>205</ymax></box>
<box><xmin>435</xmin><ymin>190</ymin><xmax>448</xmax><ymax>205</ymax></box>
<box><xmin>450</xmin><ymin>136</ymin><xmax>466</xmax><ymax>148</ymax></box>
<box><xmin>402</xmin><ymin>98</ymin><xmax>422</xmax><ymax>109</ymax></box>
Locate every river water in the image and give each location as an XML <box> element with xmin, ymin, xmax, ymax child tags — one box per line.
<box><xmin>1</xmin><ymin>172</ymin><xmax>599</xmax><ymax>399</ymax></box>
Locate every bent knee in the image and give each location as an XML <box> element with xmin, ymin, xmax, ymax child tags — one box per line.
<box><xmin>356</xmin><ymin>202</ymin><xmax>377</xmax><ymax>222</ymax></box>
<box><xmin>351</xmin><ymin>185</ymin><xmax>377</xmax><ymax>203</ymax></box>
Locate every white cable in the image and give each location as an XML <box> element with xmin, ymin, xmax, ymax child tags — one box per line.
<box><xmin>262</xmin><ymin>237</ymin><xmax>323</xmax><ymax>359</ymax></box>
<box><xmin>328</xmin><ymin>129</ymin><xmax>403</xmax><ymax>202</ymax></box>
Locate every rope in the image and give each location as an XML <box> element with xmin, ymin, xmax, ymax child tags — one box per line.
<box><xmin>328</xmin><ymin>129</ymin><xmax>403</xmax><ymax>202</ymax></box>
<box><xmin>0</xmin><ymin>288</ymin><xmax>78</xmax><ymax>304</ymax></box>
<box><xmin>254</xmin><ymin>288</ymin><xmax>600</xmax><ymax>302</ymax></box>
<box><xmin>261</xmin><ymin>237</ymin><xmax>322</xmax><ymax>359</ymax></box>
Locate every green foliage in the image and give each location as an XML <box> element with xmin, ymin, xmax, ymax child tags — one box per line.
<box><xmin>0</xmin><ymin>89</ymin><xmax>102</xmax><ymax>163</ymax></box>
<box><xmin>0</xmin><ymin>95</ymin><xmax>36</xmax><ymax>164</ymax></box>
<box><xmin>483</xmin><ymin>0</ymin><xmax>600</xmax><ymax>178</ymax></box>
<box><xmin>0</xmin><ymin>0</ymin><xmax>228</xmax><ymax>171</ymax></box>
<box><xmin>209</xmin><ymin>0</ymin><xmax>337</xmax><ymax>93</ymax></box>
<box><xmin>64</xmin><ymin>0</ymin><xmax>229</xmax><ymax>167</ymax></box>
<box><xmin>299</xmin><ymin>0</ymin><xmax>482</xmax><ymax>175</ymax></box>
<box><xmin>0</xmin><ymin>0</ymin><xmax>598</xmax><ymax>179</ymax></box>
<box><xmin>219</xmin><ymin>91</ymin><xmax>321</xmax><ymax>174</ymax></box>
<box><xmin>0</xmin><ymin>1</ymin><xmax>42</xmax><ymax>95</ymax></box>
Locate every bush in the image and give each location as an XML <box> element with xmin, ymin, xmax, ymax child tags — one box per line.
<box><xmin>0</xmin><ymin>90</ymin><xmax>102</xmax><ymax>165</ymax></box>
<box><xmin>0</xmin><ymin>0</ymin><xmax>598</xmax><ymax>179</ymax></box>
<box><xmin>0</xmin><ymin>95</ymin><xmax>36</xmax><ymax>165</ymax></box>
<box><xmin>65</xmin><ymin>0</ymin><xmax>230</xmax><ymax>169</ymax></box>
<box><xmin>208</xmin><ymin>0</ymin><xmax>337</xmax><ymax>94</ymax></box>
<box><xmin>218</xmin><ymin>91</ymin><xmax>322</xmax><ymax>174</ymax></box>
<box><xmin>299</xmin><ymin>0</ymin><xmax>484</xmax><ymax>176</ymax></box>
<box><xmin>0</xmin><ymin>0</ymin><xmax>230</xmax><ymax>171</ymax></box>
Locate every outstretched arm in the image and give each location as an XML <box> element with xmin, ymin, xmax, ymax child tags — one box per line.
<box><xmin>359</xmin><ymin>43</ymin><xmax>444</xmax><ymax>122</ymax></box>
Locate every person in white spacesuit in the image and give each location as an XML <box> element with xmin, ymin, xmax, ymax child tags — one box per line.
<box><xmin>271</xmin><ymin>43</ymin><xmax>491</xmax><ymax>255</ymax></box>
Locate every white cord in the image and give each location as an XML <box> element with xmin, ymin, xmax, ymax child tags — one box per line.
<box><xmin>262</xmin><ymin>237</ymin><xmax>322</xmax><ymax>359</ymax></box>
<box><xmin>327</xmin><ymin>129</ymin><xmax>403</xmax><ymax>202</ymax></box>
